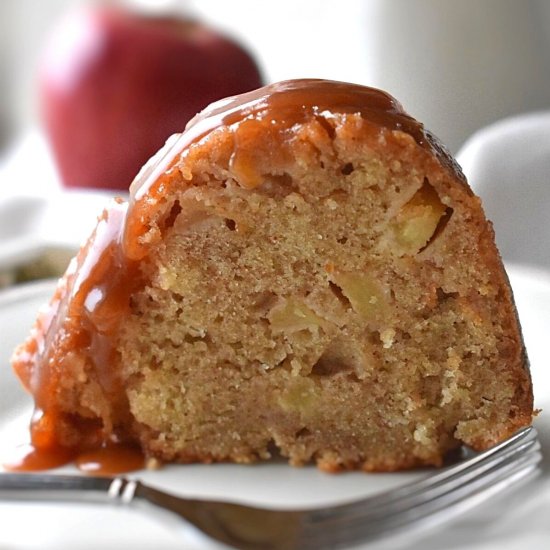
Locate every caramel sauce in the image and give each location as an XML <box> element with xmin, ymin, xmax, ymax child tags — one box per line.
<box><xmin>75</xmin><ymin>442</ymin><xmax>145</xmax><ymax>475</ymax></box>
<box><xmin>11</xmin><ymin>200</ymin><xmax>141</xmax><ymax>469</ymax></box>
<box><xmin>2</xmin><ymin>444</ymin><xmax>76</xmax><ymax>472</ymax></box>
<box><xmin>2</xmin><ymin>442</ymin><xmax>144</xmax><ymax>475</ymax></box>
<box><xmin>26</xmin><ymin>201</ymin><xmax>138</xmax><ymax>439</ymax></box>
<box><xmin>124</xmin><ymin>79</ymin><xmax>448</xmax><ymax>259</ymax></box>
<box><xmin>10</xmin><ymin>79</ymin><xmax>465</xmax><ymax>472</ymax></box>
<box><xmin>125</xmin><ymin>79</ymin><xmax>464</xmax><ymax>260</ymax></box>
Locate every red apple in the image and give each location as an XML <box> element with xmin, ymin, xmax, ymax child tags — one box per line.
<box><xmin>39</xmin><ymin>5</ymin><xmax>263</xmax><ymax>191</ymax></box>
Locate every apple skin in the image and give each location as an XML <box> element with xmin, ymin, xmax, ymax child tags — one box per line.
<box><xmin>39</xmin><ymin>6</ymin><xmax>263</xmax><ymax>191</ymax></box>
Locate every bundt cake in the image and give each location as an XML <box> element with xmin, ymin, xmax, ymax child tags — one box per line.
<box><xmin>11</xmin><ymin>79</ymin><xmax>533</xmax><ymax>472</ymax></box>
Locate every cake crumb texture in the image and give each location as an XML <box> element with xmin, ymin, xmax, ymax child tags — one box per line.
<box><xmin>115</xmin><ymin>113</ymin><xmax>532</xmax><ymax>471</ymax></box>
<box><xmin>12</xmin><ymin>84</ymin><xmax>533</xmax><ymax>472</ymax></box>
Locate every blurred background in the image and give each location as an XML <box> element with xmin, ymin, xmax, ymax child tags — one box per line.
<box><xmin>2</xmin><ymin>0</ymin><xmax>550</xmax><ymax>154</ymax></box>
<box><xmin>2</xmin><ymin>4</ymin><xmax>550</xmax><ymax>548</ymax></box>
<box><xmin>1</xmin><ymin>0</ymin><xmax>550</xmax><ymax>282</ymax></box>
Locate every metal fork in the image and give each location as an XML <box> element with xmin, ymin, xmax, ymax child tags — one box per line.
<box><xmin>0</xmin><ymin>427</ymin><xmax>541</xmax><ymax>550</ymax></box>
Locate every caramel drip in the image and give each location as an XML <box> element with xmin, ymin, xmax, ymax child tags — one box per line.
<box><xmin>3</xmin><ymin>442</ymin><xmax>144</xmax><ymax>475</ymax></box>
<box><xmin>12</xmin><ymin>200</ymin><xmax>140</xmax><ymax>455</ymax></box>
<box><xmin>2</xmin><ymin>444</ymin><xmax>76</xmax><ymax>472</ymax></box>
<box><xmin>124</xmin><ymin>79</ymin><xmax>464</xmax><ymax>260</ymax></box>
<box><xmin>11</xmin><ymin>79</ymin><xmax>464</xmax><ymax>471</ymax></box>
<box><xmin>75</xmin><ymin>442</ymin><xmax>145</xmax><ymax>475</ymax></box>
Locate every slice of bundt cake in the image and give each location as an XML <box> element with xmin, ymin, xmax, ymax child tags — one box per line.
<box><xmin>12</xmin><ymin>79</ymin><xmax>533</xmax><ymax>472</ymax></box>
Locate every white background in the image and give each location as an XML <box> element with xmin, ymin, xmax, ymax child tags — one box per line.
<box><xmin>1</xmin><ymin>0</ymin><xmax>550</xmax><ymax>153</ymax></box>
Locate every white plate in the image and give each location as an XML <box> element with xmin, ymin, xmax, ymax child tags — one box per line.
<box><xmin>0</xmin><ymin>265</ymin><xmax>549</xmax><ymax>549</ymax></box>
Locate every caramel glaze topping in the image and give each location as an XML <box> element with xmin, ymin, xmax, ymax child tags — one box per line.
<box><xmin>124</xmin><ymin>79</ymin><xmax>464</xmax><ymax>261</ymax></box>
<box><xmin>9</xmin><ymin>79</ymin><xmax>465</xmax><ymax>473</ymax></box>
<box><xmin>10</xmin><ymin>200</ymin><xmax>145</xmax><ymax>472</ymax></box>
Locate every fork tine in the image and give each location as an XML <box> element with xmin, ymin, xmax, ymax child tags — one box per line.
<box><xmin>305</xmin><ymin>426</ymin><xmax>539</xmax><ymax>524</ymax></box>
<box><xmin>301</xmin><ymin>430</ymin><xmax>540</xmax><ymax>533</ymax></box>
<box><xmin>145</xmin><ymin>428</ymin><xmax>539</xmax><ymax>550</ymax></box>
<box><xmin>299</xmin><ymin>451</ymin><xmax>541</xmax><ymax>550</ymax></box>
<box><xmin>297</xmin><ymin>431</ymin><xmax>541</xmax><ymax>550</ymax></box>
<box><xmin>0</xmin><ymin>429</ymin><xmax>540</xmax><ymax>550</ymax></box>
<box><xmin>308</xmin><ymin>451</ymin><xmax>540</xmax><ymax>540</ymax></box>
<box><xmin>132</xmin><ymin>427</ymin><xmax>540</xmax><ymax>550</ymax></box>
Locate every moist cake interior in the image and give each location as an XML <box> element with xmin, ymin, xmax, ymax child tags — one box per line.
<box><xmin>12</xmin><ymin>80</ymin><xmax>533</xmax><ymax>472</ymax></box>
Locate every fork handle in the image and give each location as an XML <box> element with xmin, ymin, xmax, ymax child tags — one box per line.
<box><xmin>0</xmin><ymin>473</ymin><xmax>136</xmax><ymax>505</ymax></box>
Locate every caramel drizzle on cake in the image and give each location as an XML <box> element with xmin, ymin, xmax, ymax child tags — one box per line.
<box><xmin>9</xmin><ymin>80</ymin><xmax>495</xmax><ymax>471</ymax></box>
<box><xmin>125</xmin><ymin>79</ymin><xmax>464</xmax><ymax>261</ymax></box>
